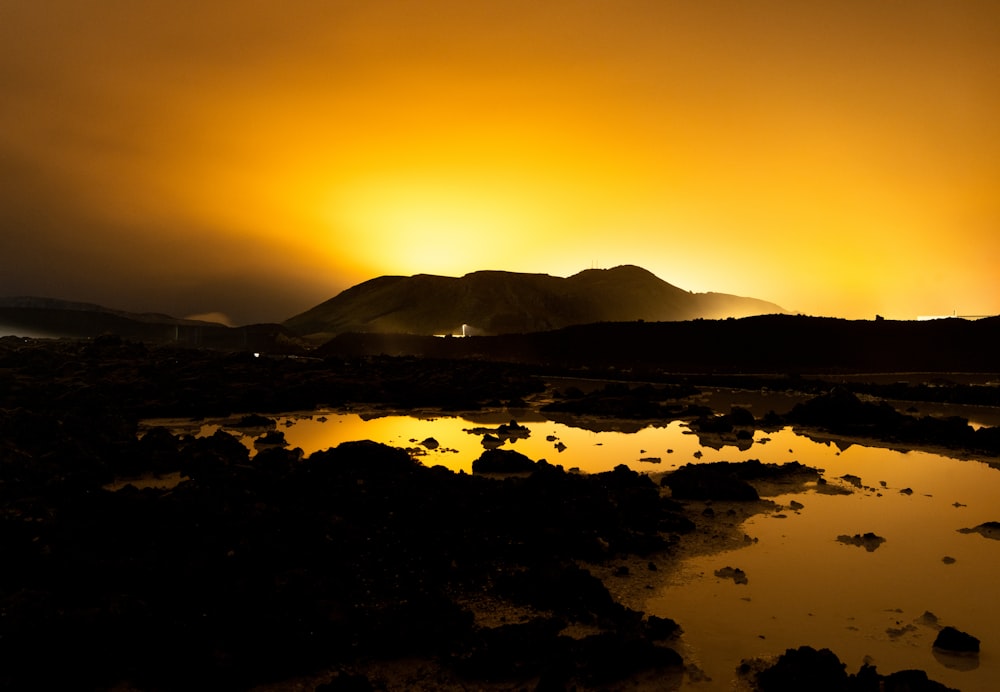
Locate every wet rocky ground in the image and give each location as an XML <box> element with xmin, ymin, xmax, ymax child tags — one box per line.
<box><xmin>1</xmin><ymin>335</ymin><xmax>994</xmax><ymax>690</ymax></box>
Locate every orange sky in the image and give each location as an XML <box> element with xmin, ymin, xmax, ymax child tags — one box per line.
<box><xmin>2</xmin><ymin>1</ymin><xmax>998</xmax><ymax>324</ymax></box>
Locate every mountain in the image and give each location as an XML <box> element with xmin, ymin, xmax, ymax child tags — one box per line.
<box><xmin>283</xmin><ymin>265</ymin><xmax>786</xmax><ymax>338</ymax></box>
<box><xmin>0</xmin><ymin>296</ymin><xmax>302</xmax><ymax>351</ymax></box>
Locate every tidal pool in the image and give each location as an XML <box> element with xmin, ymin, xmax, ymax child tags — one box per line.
<box><xmin>139</xmin><ymin>409</ymin><xmax>1000</xmax><ymax>690</ymax></box>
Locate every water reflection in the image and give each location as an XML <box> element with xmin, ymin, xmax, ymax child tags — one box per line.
<box><xmin>145</xmin><ymin>410</ymin><xmax>791</xmax><ymax>475</ymax></box>
<box><xmin>137</xmin><ymin>409</ymin><xmax>1000</xmax><ymax>690</ymax></box>
<box><xmin>648</xmin><ymin>441</ymin><xmax>1000</xmax><ymax>692</ymax></box>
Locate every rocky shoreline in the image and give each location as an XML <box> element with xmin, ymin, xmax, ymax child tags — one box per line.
<box><xmin>1</xmin><ymin>335</ymin><xmax>993</xmax><ymax>690</ymax></box>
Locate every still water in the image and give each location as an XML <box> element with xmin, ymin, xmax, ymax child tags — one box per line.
<box><xmin>138</xmin><ymin>408</ymin><xmax>1000</xmax><ymax>691</ymax></box>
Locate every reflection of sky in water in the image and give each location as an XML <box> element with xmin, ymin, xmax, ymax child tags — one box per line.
<box><xmin>279</xmin><ymin>413</ymin><xmax>707</xmax><ymax>474</ymax></box>
<box><xmin>651</xmin><ymin>442</ymin><xmax>1000</xmax><ymax>691</ymax></box>
<box><xmin>165</xmin><ymin>410</ymin><xmax>859</xmax><ymax>475</ymax></box>
<box><xmin>143</xmin><ymin>410</ymin><xmax>1000</xmax><ymax>691</ymax></box>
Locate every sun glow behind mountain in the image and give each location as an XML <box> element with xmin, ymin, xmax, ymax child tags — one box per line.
<box><xmin>2</xmin><ymin>1</ymin><xmax>999</xmax><ymax>324</ymax></box>
<box><xmin>326</xmin><ymin>173</ymin><xmax>556</xmax><ymax>276</ymax></box>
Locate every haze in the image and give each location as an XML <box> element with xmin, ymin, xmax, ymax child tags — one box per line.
<box><xmin>2</xmin><ymin>1</ymin><xmax>998</xmax><ymax>325</ymax></box>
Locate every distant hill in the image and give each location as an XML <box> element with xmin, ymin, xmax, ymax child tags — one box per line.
<box><xmin>317</xmin><ymin>314</ymin><xmax>1000</xmax><ymax>374</ymax></box>
<box><xmin>0</xmin><ymin>296</ymin><xmax>302</xmax><ymax>351</ymax></box>
<box><xmin>284</xmin><ymin>265</ymin><xmax>786</xmax><ymax>338</ymax></box>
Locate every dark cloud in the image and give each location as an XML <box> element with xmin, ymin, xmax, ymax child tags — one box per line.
<box><xmin>0</xmin><ymin>145</ymin><xmax>334</xmax><ymax>324</ymax></box>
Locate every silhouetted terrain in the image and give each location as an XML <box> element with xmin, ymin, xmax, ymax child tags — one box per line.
<box><xmin>0</xmin><ymin>336</ymin><xmax>980</xmax><ymax>689</ymax></box>
<box><xmin>283</xmin><ymin>265</ymin><xmax>786</xmax><ymax>338</ymax></box>
<box><xmin>0</xmin><ymin>296</ymin><xmax>302</xmax><ymax>351</ymax></box>
<box><xmin>319</xmin><ymin>314</ymin><xmax>1000</xmax><ymax>374</ymax></box>
<box><xmin>5</xmin><ymin>293</ymin><xmax>999</xmax><ymax>380</ymax></box>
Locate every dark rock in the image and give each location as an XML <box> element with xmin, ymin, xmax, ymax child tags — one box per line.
<box><xmin>957</xmin><ymin>521</ymin><xmax>1000</xmax><ymax>540</ymax></box>
<box><xmin>230</xmin><ymin>413</ymin><xmax>275</xmax><ymax>429</ymax></box>
<box><xmin>254</xmin><ymin>429</ymin><xmax>287</xmax><ymax>447</ymax></box>
<box><xmin>663</xmin><ymin>463</ymin><xmax>759</xmax><ymax>501</ymax></box>
<box><xmin>645</xmin><ymin>614</ymin><xmax>681</xmax><ymax>640</ymax></box>
<box><xmin>573</xmin><ymin>632</ymin><xmax>683</xmax><ymax>685</ymax></box>
<box><xmin>747</xmin><ymin>646</ymin><xmax>958</xmax><ymax>691</ymax></box>
<box><xmin>663</xmin><ymin>459</ymin><xmax>820</xmax><ymax>501</ymax></box>
<box><xmin>917</xmin><ymin>611</ymin><xmax>940</xmax><ymax>627</ymax></box>
<box><xmin>836</xmin><ymin>532</ymin><xmax>886</xmax><ymax>552</ymax></box>
<box><xmin>452</xmin><ymin>618</ymin><xmax>567</xmax><ymax>681</ymax></box>
<box><xmin>730</xmin><ymin>406</ymin><xmax>756</xmax><ymax>426</ymax></box>
<box><xmin>840</xmin><ymin>474</ymin><xmax>862</xmax><ymax>488</ymax></box>
<box><xmin>494</xmin><ymin>562</ymin><xmax>625</xmax><ymax>623</ymax></box>
<box><xmin>480</xmin><ymin>433</ymin><xmax>502</xmax><ymax>448</ymax></box>
<box><xmin>753</xmin><ymin>646</ymin><xmax>848</xmax><ymax>691</ymax></box>
<box><xmin>693</xmin><ymin>414</ymin><xmax>734</xmax><ymax>434</ymax></box>
<box><xmin>315</xmin><ymin>672</ymin><xmax>375</xmax><ymax>692</ymax></box>
<box><xmin>787</xmin><ymin>388</ymin><xmax>899</xmax><ymax>430</ymax></box>
<box><xmin>714</xmin><ymin>566</ymin><xmax>748</xmax><ymax>585</ymax></box>
<box><xmin>472</xmin><ymin>448</ymin><xmax>537</xmax><ymax>474</ymax></box>
<box><xmin>933</xmin><ymin>626</ymin><xmax>980</xmax><ymax>653</ymax></box>
<box><xmin>883</xmin><ymin>668</ymin><xmax>959</xmax><ymax>691</ymax></box>
<box><xmin>496</xmin><ymin>419</ymin><xmax>530</xmax><ymax>438</ymax></box>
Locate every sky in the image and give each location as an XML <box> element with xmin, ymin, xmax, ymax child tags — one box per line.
<box><xmin>2</xmin><ymin>1</ymin><xmax>999</xmax><ymax>325</ymax></box>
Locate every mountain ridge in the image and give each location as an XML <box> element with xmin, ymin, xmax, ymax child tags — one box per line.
<box><xmin>0</xmin><ymin>296</ymin><xmax>229</xmax><ymax>327</ymax></box>
<box><xmin>0</xmin><ymin>296</ymin><xmax>300</xmax><ymax>350</ymax></box>
<box><xmin>283</xmin><ymin>265</ymin><xmax>787</xmax><ymax>338</ymax></box>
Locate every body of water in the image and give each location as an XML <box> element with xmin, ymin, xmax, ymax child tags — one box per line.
<box><xmin>136</xmin><ymin>408</ymin><xmax>1000</xmax><ymax>691</ymax></box>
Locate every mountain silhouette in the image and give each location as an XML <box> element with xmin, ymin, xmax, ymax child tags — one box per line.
<box><xmin>284</xmin><ymin>265</ymin><xmax>786</xmax><ymax>338</ymax></box>
<box><xmin>0</xmin><ymin>296</ymin><xmax>300</xmax><ymax>350</ymax></box>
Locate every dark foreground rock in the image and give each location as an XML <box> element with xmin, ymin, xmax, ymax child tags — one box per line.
<box><xmin>1</xmin><ymin>336</ymin><xmax>994</xmax><ymax>690</ymax></box>
<box><xmin>0</xmin><ymin>428</ymin><xmax>690</xmax><ymax>690</ymax></box>
<box><xmin>453</xmin><ymin>622</ymin><xmax>683</xmax><ymax>687</ymax></box>
<box><xmin>743</xmin><ymin>646</ymin><xmax>958</xmax><ymax>691</ymax></box>
<box><xmin>472</xmin><ymin>448</ymin><xmax>538</xmax><ymax>474</ymax></box>
<box><xmin>663</xmin><ymin>462</ymin><xmax>760</xmax><ymax>500</ymax></box>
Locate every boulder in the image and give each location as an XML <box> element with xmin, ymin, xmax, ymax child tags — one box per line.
<box><xmin>933</xmin><ymin>626</ymin><xmax>980</xmax><ymax>654</ymax></box>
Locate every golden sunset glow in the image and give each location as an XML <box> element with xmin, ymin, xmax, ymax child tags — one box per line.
<box><xmin>2</xmin><ymin>1</ymin><xmax>998</xmax><ymax>323</ymax></box>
